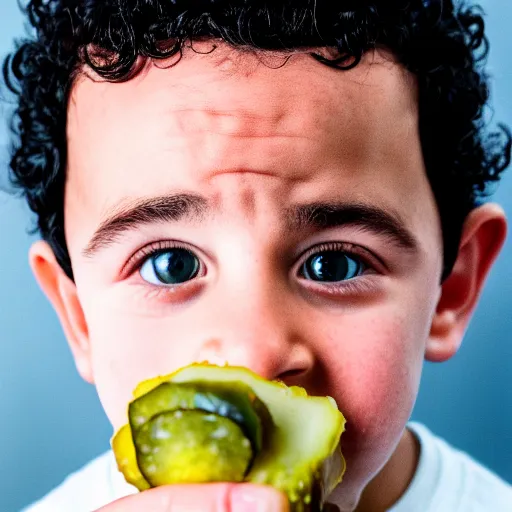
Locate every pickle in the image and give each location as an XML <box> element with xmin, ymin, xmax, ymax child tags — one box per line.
<box><xmin>135</xmin><ymin>410</ymin><xmax>253</xmax><ymax>486</ymax></box>
<box><xmin>111</xmin><ymin>423</ymin><xmax>150</xmax><ymax>491</ymax></box>
<box><xmin>128</xmin><ymin>380</ymin><xmax>270</xmax><ymax>454</ymax></box>
<box><xmin>112</xmin><ymin>364</ymin><xmax>346</xmax><ymax>511</ymax></box>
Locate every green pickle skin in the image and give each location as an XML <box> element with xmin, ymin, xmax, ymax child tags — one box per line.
<box><xmin>135</xmin><ymin>410</ymin><xmax>253</xmax><ymax>486</ymax></box>
<box><xmin>112</xmin><ymin>364</ymin><xmax>346</xmax><ymax>511</ymax></box>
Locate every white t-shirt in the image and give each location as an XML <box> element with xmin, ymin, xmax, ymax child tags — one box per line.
<box><xmin>23</xmin><ymin>422</ymin><xmax>512</xmax><ymax>512</ymax></box>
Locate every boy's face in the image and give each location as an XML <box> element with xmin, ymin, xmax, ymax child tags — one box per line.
<box><xmin>54</xmin><ymin>46</ymin><xmax>447</xmax><ymax>501</ymax></box>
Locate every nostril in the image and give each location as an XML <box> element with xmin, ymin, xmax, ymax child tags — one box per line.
<box><xmin>277</xmin><ymin>367</ymin><xmax>309</xmax><ymax>383</ymax></box>
<box><xmin>275</xmin><ymin>341</ymin><xmax>316</xmax><ymax>384</ymax></box>
<box><xmin>279</xmin><ymin>368</ymin><xmax>304</xmax><ymax>379</ymax></box>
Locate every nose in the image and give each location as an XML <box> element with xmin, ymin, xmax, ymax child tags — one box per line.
<box><xmin>194</xmin><ymin>280</ymin><xmax>315</xmax><ymax>383</ymax></box>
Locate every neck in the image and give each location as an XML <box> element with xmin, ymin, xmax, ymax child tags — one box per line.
<box><xmin>353</xmin><ymin>427</ymin><xmax>420</xmax><ymax>512</ymax></box>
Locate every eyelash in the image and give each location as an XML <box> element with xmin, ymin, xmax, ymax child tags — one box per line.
<box><xmin>297</xmin><ymin>241</ymin><xmax>377</xmax><ymax>273</ymax></box>
<box><xmin>124</xmin><ymin>240</ymin><xmax>379</xmax><ymax>288</ymax></box>
<box><xmin>123</xmin><ymin>240</ymin><xmax>205</xmax><ymax>279</ymax></box>
<box><xmin>296</xmin><ymin>241</ymin><xmax>380</xmax><ymax>295</ymax></box>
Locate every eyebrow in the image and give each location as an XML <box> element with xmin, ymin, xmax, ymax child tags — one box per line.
<box><xmin>288</xmin><ymin>202</ymin><xmax>418</xmax><ymax>251</ymax></box>
<box><xmin>83</xmin><ymin>195</ymin><xmax>418</xmax><ymax>258</ymax></box>
<box><xmin>82</xmin><ymin>194</ymin><xmax>208</xmax><ymax>257</ymax></box>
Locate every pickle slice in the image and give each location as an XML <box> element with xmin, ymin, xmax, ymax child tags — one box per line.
<box><xmin>134</xmin><ymin>410</ymin><xmax>253</xmax><ymax>486</ymax></box>
<box><xmin>168</xmin><ymin>365</ymin><xmax>346</xmax><ymax>508</ymax></box>
<box><xmin>129</xmin><ymin>380</ymin><xmax>270</xmax><ymax>453</ymax></box>
<box><xmin>112</xmin><ymin>364</ymin><xmax>346</xmax><ymax>511</ymax></box>
<box><xmin>111</xmin><ymin>423</ymin><xmax>150</xmax><ymax>490</ymax></box>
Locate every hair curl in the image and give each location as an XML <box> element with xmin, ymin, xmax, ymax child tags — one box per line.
<box><xmin>3</xmin><ymin>0</ymin><xmax>511</xmax><ymax>280</ymax></box>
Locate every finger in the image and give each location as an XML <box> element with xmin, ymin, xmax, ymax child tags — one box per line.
<box><xmin>230</xmin><ymin>484</ymin><xmax>290</xmax><ymax>512</ymax></box>
<box><xmin>95</xmin><ymin>482</ymin><xmax>289</xmax><ymax>512</ymax></box>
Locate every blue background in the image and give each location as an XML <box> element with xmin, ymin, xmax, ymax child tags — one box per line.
<box><xmin>0</xmin><ymin>1</ymin><xmax>510</xmax><ymax>510</ymax></box>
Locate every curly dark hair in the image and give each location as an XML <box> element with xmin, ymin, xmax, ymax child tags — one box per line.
<box><xmin>3</xmin><ymin>0</ymin><xmax>511</xmax><ymax>281</ymax></box>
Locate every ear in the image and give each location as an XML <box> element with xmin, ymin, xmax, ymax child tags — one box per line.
<box><xmin>426</xmin><ymin>203</ymin><xmax>507</xmax><ymax>362</ymax></box>
<box><xmin>29</xmin><ymin>240</ymin><xmax>93</xmax><ymax>383</ymax></box>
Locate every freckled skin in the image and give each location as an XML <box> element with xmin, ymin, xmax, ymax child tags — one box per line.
<box><xmin>63</xmin><ymin>45</ymin><xmax>445</xmax><ymax>510</ymax></box>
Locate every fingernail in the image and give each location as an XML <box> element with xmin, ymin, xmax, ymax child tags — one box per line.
<box><xmin>230</xmin><ymin>484</ymin><xmax>288</xmax><ymax>512</ymax></box>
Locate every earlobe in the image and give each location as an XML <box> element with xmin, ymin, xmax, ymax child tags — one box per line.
<box><xmin>29</xmin><ymin>240</ymin><xmax>94</xmax><ymax>384</ymax></box>
<box><xmin>426</xmin><ymin>203</ymin><xmax>507</xmax><ymax>362</ymax></box>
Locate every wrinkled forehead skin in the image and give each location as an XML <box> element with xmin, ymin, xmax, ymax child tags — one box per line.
<box><xmin>65</xmin><ymin>44</ymin><xmax>441</xmax><ymax>258</ymax></box>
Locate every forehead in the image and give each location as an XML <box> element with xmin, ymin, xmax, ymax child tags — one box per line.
<box><xmin>65</xmin><ymin>44</ymin><xmax>437</xmax><ymax>246</ymax></box>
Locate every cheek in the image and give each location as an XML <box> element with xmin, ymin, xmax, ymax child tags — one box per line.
<box><xmin>83</xmin><ymin>301</ymin><xmax>201</xmax><ymax>430</ymax></box>
<box><xmin>87</xmin><ymin>319</ymin><xmax>155</xmax><ymax>430</ymax></box>
<box><xmin>319</xmin><ymin>307</ymin><xmax>426</xmax><ymax>468</ymax></box>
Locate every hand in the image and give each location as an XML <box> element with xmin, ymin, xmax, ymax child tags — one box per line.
<box><xmin>94</xmin><ymin>482</ymin><xmax>289</xmax><ymax>511</ymax></box>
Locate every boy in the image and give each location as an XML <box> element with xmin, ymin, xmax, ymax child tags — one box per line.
<box><xmin>4</xmin><ymin>0</ymin><xmax>512</xmax><ymax>510</ymax></box>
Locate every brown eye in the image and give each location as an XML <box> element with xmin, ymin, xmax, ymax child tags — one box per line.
<box><xmin>140</xmin><ymin>248</ymin><xmax>200</xmax><ymax>285</ymax></box>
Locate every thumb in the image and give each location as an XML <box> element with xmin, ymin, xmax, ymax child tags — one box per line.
<box><xmin>230</xmin><ymin>484</ymin><xmax>290</xmax><ymax>511</ymax></box>
<box><xmin>95</xmin><ymin>482</ymin><xmax>289</xmax><ymax>511</ymax></box>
